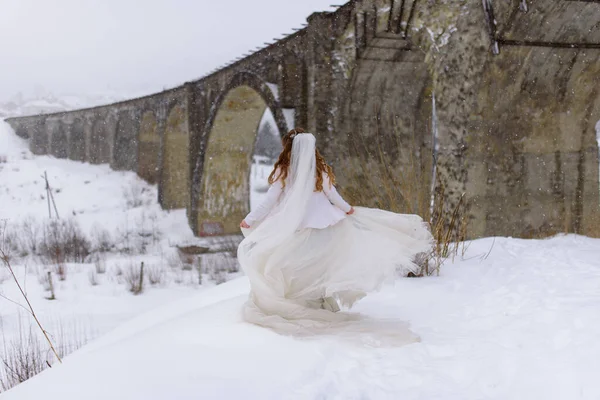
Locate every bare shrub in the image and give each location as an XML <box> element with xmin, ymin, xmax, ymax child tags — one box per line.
<box><xmin>146</xmin><ymin>264</ymin><xmax>165</xmax><ymax>286</ymax></box>
<box><xmin>124</xmin><ymin>262</ymin><xmax>144</xmax><ymax>294</ymax></box>
<box><xmin>0</xmin><ymin>320</ymin><xmax>89</xmax><ymax>392</ymax></box>
<box><xmin>0</xmin><ymin>328</ymin><xmax>45</xmax><ymax>391</ymax></box>
<box><xmin>0</xmin><ymin>154</ymin><xmax>7</xmax><ymax>164</ymax></box>
<box><xmin>54</xmin><ymin>263</ymin><xmax>67</xmax><ymax>281</ymax></box>
<box><xmin>90</xmin><ymin>225</ymin><xmax>113</xmax><ymax>253</ymax></box>
<box><xmin>124</xmin><ymin>182</ymin><xmax>150</xmax><ymax>208</ymax></box>
<box><xmin>0</xmin><ymin>226</ymin><xmax>20</xmax><ymax>261</ymax></box>
<box><xmin>39</xmin><ymin>219</ymin><xmax>91</xmax><ymax>265</ymax></box>
<box><xmin>20</xmin><ymin>216</ymin><xmax>40</xmax><ymax>256</ymax></box>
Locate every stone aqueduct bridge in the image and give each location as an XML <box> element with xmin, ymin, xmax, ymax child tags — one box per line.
<box><xmin>6</xmin><ymin>0</ymin><xmax>600</xmax><ymax>238</ymax></box>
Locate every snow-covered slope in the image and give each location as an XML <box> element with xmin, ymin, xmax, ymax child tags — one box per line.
<box><xmin>0</xmin><ymin>90</ymin><xmax>148</xmax><ymax>118</ymax></box>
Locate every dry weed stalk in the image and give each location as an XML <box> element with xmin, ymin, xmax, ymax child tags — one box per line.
<box><xmin>427</xmin><ymin>184</ymin><xmax>468</xmax><ymax>275</ymax></box>
<box><xmin>0</xmin><ymin>246</ymin><xmax>62</xmax><ymax>364</ymax></box>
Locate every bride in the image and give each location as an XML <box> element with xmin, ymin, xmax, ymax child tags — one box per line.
<box><xmin>238</xmin><ymin>128</ymin><xmax>433</xmax><ymax>343</ymax></box>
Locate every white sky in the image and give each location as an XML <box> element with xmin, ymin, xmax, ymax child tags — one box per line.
<box><xmin>0</xmin><ymin>0</ymin><xmax>337</xmax><ymax>101</ymax></box>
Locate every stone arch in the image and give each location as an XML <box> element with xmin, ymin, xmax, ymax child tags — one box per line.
<box><xmin>192</xmin><ymin>72</ymin><xmax>288</xmax><ymax>236</ymax></box>
<box><xmin>69</xmin><ymin>118</ymin><xmax>85</xmax><ymax>162</ymax></box>
<box><xmin>113</xmin><ymin>111</ymin><xmax>139</xmax><ymax>171</ymax></box>
<box><xmin>90</xmin><ymin>119</ymin><xmax>111</xmax><ymax>164</ymax></box>
<box><xmin>137</xmin><ymin>111</ymin><xmax>160</xmax><ymax>184</ymax></box>
<box><xmin>161</xmin><ymin>103</ymin><xmax>190</xmax><ymax>210</ymax></box>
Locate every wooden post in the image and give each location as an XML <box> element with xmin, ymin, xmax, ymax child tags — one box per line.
<box><xmin>137</xmin><ymin>262</ymin><xmax>144</xmax><ymax>294</ymax></box>
<box><xmin>47</xmin><ymin>271</ymin><xmax>56</xmax><ymax>300</ymax></box>
<box><xmin>42</xmin><ymin>171</ymin><xmax>60</xmax><ymax>219</ymax></box>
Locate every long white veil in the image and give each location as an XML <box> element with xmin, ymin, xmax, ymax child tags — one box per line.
<box><xmin>238</xmin><ymin>133</ymin><xmax>316</xmax><ymax>259</ymax></box>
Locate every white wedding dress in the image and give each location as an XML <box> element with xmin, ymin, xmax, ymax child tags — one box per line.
<box><xmin>238</xmin><ymin>133</ymin><xmax>433</xmax><ymax>346</ymax></box>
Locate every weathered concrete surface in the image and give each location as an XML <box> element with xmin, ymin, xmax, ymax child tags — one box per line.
<box><xmin>161</xmin><ymin>104</ymin><xmax>190</xmax><ymax>210</ymax></box>
<box><xmin>6</xmin><ymin>0</ymin><xmax>600</xmax><ymax>238</ymax></box>
<box><xmin>407</xmin><ymin>0</ymin><xmax>600</xmax><ymax>237</ymax></box>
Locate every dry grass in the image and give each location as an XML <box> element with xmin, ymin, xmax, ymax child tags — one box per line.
<box><xmin>0</xmin><ymin>320</ymin><xmax>90</xmax><ymax>392</ymax></box>
<box><xmin>0</xmin><ymin>222</ymin><xmax>63</xmax><ymax>366</ymax></box>
<box><xmin>424</xmin><ymin>183</ymin><xmax>469</xmax><ymax>276</ymax></box>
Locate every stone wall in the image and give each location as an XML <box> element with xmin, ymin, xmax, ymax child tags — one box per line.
<box><xmin>6</xmin><ymin>0</ymin><xmax>600</xmax><ymax>238</ymax></box>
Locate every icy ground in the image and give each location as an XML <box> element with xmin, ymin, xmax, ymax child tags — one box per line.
<box><xmin>2</xmin><ymin>120</ymin><xmax>600</xmax><ymax>399</ymax></box>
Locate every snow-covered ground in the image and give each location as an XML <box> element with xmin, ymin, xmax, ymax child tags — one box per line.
<box><xmin>0</xmin><ymin>119</ymin><xmax>270</xmax><ymax>392</ymax></box>
<box><xmin>2</xmin><ymin>234</ymin><xmax>600</xmax><ymax>399</ymax></box>
<box><xmin>2</xmin><ymin>120</ymin><xmax>600</xmax><ymax>399</ymax></box>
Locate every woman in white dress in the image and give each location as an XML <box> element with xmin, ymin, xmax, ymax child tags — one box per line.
<box><xmin>238</xmin><ymin>128</ymin><xmax>433</xmax><ymax>344</ymax></box>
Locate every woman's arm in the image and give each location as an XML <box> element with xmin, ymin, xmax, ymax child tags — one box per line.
<box><xmin>322</xmin><ymin>173</ymin><xmax>353</xmax><ymax>214</ymax></box>
<box><xmin>242</xmin><ymin>179</ymin><xmax>284</xmax><ymax>227</ymax></box>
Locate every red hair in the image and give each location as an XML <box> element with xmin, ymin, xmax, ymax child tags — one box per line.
<box><xmin>268</xmin><ymin>128</ymin><xmax>335</xmax><ymax>191</ymax></box>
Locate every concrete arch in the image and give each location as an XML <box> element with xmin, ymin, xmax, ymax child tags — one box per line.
<box><xmin>113</xmin><ymin>111</ymin><xmax>139</xmax><ymax>171</ymax></box>
<box><xmin>69</xmin><ymin>118</ymin><xmax>85</xmax><ymax>162</ymax></box>
<box><xmin>137</xmin><ymin>111</ymin><xmax>160</xmax><ymax>184</ymax></box>
<box><xmin>192</xmin><ymin>72</ymin><xmax>288</xmax><ymax>236</ymax></box>
<box><xmin>90</xmin><ymin>119</ymin><xmax>111</xmax><ymax>164</ymax></box>
<box><xmin>161</xmin><ymin>103</ymin><xmax>190</xmax><ymax>210</ymax></box>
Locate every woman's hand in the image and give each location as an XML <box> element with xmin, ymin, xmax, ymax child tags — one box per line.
<box><xmin>346</xmin><ymin>207</ymin><xmax>355</xmax><ymax>215</ymax></box>
<box><xmin>240</xmin><ymin>220</ymin><xmax>250</xmax><ymax>229</ymax></box>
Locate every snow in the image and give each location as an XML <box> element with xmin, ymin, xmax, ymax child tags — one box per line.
<box><xmin>0</xmin><ymin>90</ymin><xmax>141</xmax><ymax>118</ymax></box>
<box><xmin>266</xmin><ymin>83</ymin><xmax>279</xmax><ymax>102</ymax></box>
<box><xmin>2</xmin><ymin>234</ymin><xmax>600</xmax><ymax>399</ymax></box>
<box><xmin>3</xmin><ymin>120</ymin><xmax>600</xmax><ymax>398</ymax></box>
<box><xmin>283</xmin><ymin>108</ymin><xmax>296</xmax><ymax>130</ymax></box>
<box><xmin>0</xmin><ymin>119</ymin><xmax>238</xmax><ymax>388</ymax></box>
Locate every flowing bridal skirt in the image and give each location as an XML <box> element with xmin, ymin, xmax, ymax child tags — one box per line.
<box><xmin>238</xmin><ymin>207</ymin><xmax>433</xmax><ymax>346</ymax></box>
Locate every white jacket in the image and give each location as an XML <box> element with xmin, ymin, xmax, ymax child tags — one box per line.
<box><xmin>244</xmin><ymin>172</ymin><xmax>351</xmax><ymax>230</ymax></box>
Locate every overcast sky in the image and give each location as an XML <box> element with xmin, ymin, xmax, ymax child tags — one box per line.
<box><xmin>0</xmin><ymin>0</ymin><xmax>336</xmax><ymax>102</ymax></box>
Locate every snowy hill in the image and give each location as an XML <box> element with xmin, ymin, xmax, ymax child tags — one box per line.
<box><xmin>0</xmin><ymin>89</ymin><xmax>149</xmax><ymax>118</ymax></box>
<box><xmin>2</xmin><ymin>120</ymin><xmax>600</xmax><ymax>399</ymax></box>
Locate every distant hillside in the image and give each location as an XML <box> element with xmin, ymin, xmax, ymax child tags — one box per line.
<box><xmin>0</xmin><ymin>89</ymin><xmax>150</xmax><ymax>118</ymax></box>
